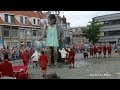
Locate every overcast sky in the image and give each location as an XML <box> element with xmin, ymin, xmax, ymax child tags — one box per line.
<box><xmin>59</xmin><ymin>11</ymin><xmax>120</xmax><ymax>27</ymax></box>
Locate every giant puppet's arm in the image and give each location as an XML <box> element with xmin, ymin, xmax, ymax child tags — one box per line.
<box><xmin>30</xmin><ymin>53</ymin><xmax>35</xmax><ymax>59</ymax></box>
<box><xmin>56</xmin><ymin>24</ymin><xmax>61</xmax><ymax>41</ymax></box>
<box><xmin>58</xmin><ymin>49</ymin><xmax>61</xmax><ymax>53</ymax></box>
<box><xmin>39</xmin><ymin>25</ymin><xmax>47</xmax><ymax>41</ymax></box>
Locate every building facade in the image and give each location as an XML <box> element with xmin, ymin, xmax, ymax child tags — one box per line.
<box><xmin>94</xmin><ymin>13</ymin><xmax>120</xmax><ymax>44</ymax></box>
<box><xmin>63</xmin><ymin>26</ymin><xmax>87</xmax><ymax>46</ymax></box>
<box><xmin>0</xmin><ymin>11</ymin><xmax>47</xmax><ymax>49</ymax></box>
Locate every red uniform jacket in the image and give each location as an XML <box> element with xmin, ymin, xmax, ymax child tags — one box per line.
<box><xmin>69</xmin><ymin>51</ymin><xmax>75</xmax><ymax>61</ymax></box>
<box><xmin>97</xmin><ymin>46</ymin><xmax>102</xmax><ymax>54</ymax></box>
<box><xmin>21</xmin><ymin>51</ymin><xmax>29</xmax><ymax>63</ymax></box>
<box><xmin>38</xmin><ymin>54</ymin><xmax>48</xmax><ymax>68</ymax></box>
<box><xmin>0</xmin><ymin>60</ymin><xmax>14</xmax><ymax>77</ymax></box>
<box><xmin>93</xmin><ymin>46</ymin><xmax>97</xmax><ymax>54</ymax></box>
<box><xmin>107</xmin><ymin>45</ymin><xmax>112</xmax><ymax>53</ymax></box>
<box><xmin>103</xmin><ymin>45</ymin><xmax>107</xmax><ymax>52</ymax></box>
<box><xmin>90</xmin><ymin>47</ymin><xmax>93</xmax><ymax>55</ymax></box>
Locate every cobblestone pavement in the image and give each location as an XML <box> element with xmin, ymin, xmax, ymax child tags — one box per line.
<box><xmin>10</xmin><ymin>51</ymin><xmax>120</xmax><ymax>79</ymax></box>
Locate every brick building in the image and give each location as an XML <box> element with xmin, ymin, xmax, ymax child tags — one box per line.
<box><xmin>0</xmin><ymin>11</ymin><xmax>47</xmax><ymax>49</ymax></box>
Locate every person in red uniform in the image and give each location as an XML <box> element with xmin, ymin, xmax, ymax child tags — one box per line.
<box><xmin>89</xmin><ymin>46</ymin><xmax>93</xmax><ymax>58</ymax></box>
<box><xmin>100</xmin><ymin>44</ymin><xmax>102</xmax><ymax>58</ymax></box>
<box><xmin>0</xmin><ymin>54</ymin><xmax>15</xmax><ymax>78</ymax></box>
<box><xmin>69</xmin><ymin>48</ymin><xmax>75</xmax><ymax>69</ymax></box>
<box><xmin>97</xmin><ymin>44</ymin><xmax>102</xmax><ymax>58</ymax></box>
<box><xmin>107</xmin><ymin>44</ymin><xmax>112</xmax><ymax>58</ymax></box>
<box><xmin>93</xmin><ymin>45</ymin><xmax>97</xmax><ymax>58</ymax></box>
<box><xmin>38</xmin><ymin>51</ymin><xmax>48</xmax><ymax>77</ymax></box>
<box><xmin>18</xmin><ymin>69</ymin><xmax>29</xmax><ymax>79</ymax></box>
<box><xmin>21</xmin><ymin>49</ymin><xmax>29</xmax><ymax>67</ymax></box>
<box><xmin>102</xmin><ymin>44</ymin><xmax>107</xmax><ymax>58</ymax></box>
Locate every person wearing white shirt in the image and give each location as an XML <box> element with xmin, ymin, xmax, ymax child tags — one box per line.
<box><xmin>30</xmin><ymin>50</ymin><xmax>40</xmax><ymax>68</ymax></box>
<box><xmin>59</xmin><ymin>48</ymin><xmax>67</xmax><ymax>63</ymax></box>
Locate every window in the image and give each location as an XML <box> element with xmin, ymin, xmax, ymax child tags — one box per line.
<box><xmin>8</xmin><ymin>15</ymin><xmax>11</xmax><ymax>23</ymax></box>
<box><xmin>104</xmin><ymin>30</ymin><xmax>120</xmax><ymax>36</ymax></box>
<box><xmin>104</xmin><ymin>19</ymin><xmax>120</xmax><ymax>26</ymax></box>
<box><xmin>37</xmin><ymin>29</ymin><xmax>42</xmax><ymax>36</ymax></box>
<box><xmin>11</xmin><ymin>15</ymin><xmax>14</xmax><ymax>23</ymax></box>
<box><xmin>27</xmin><ymin>42</ymin><xmax>31</xmax><ymax>48</ymax></box>
<box><xmin>4</xmin><ymin>31</ymin><xmax>10</xmax><ymax>38</ymax></box>
<box><xmin>12</xmin><ymin>28</ymin><xmax>18</xmax><ymax>38</ymax></box>
<box><xmin>5</xmin><ymin>14</ymin><xmax>8</xmax><ymax>22</ymax></box>
<box><xmin>72</xmin><ymin>34</ymin><xmax>75</xmax><ymax>37</ymax></box>
<box><xmin>20</xmin><ymin>16</ymin><xmax>23</xmax><ymax>24</ymax></box>
<box><xmin>4</xmin><ymin>14</ymin><xmax>14</xmax><ymax>23</ymax></box>
<box><xmin>33</xmin><ymin>19</ymin><xmax>36</xmax><ymax>25</ymax></box>
<box><xmin>26</xmin><ymin>28</ymin><xmax>32</xmax><ymax>39</ymax></box>
<box><xmin>4</xmin><ymin>27</ymin><xmax>10</xmax><ymax>38</ymax></box>
<box><xmin>44</xmin><ymin>20</ymin><xmax>47</xmax><ymax>25</ymax></box>
<box><xmin>12</xmin><ymin>42</ymin><xmax>18</xmax><ymax>48</ymax></box>
<box><xmin>110</xmin><ymin>30</ymin><xmax>120</xmax><ymax>36</ymax></box>
<box><xmin>25</xmin><ymin>17</ymin><xmax>28</xmax><ymax>24</ymax></box>
<box><xmin>65</xmin><ymin>37</ymin><xmax>70</xmax><ymax>44</ymax></box>
<box><xmin>33</xmin><ymin>30</ymin><xmax>37</xmax><ymax>36</ymax></box>
<box><xmin>104</xmin><ymin>32</ymin><xmax>109</xmax><ymax>36</ymax></box>
<box><xmin>19</xmin><ymin>29</ymin><xmax>25</xmax><ymax>39</ymax></box>
<box><xmin>33</xmin><ymin>19</ymin><xmax>38</xmax><ymax>25</ymax></box>
<box><xmin>38</xmin><ymin>19</ymin><xmax>40</xmax><ymax>25</ymax></box>
<box><xmin>4</xmin><ymin>42</ymin><xmax>10</xmax><ymax>49</ymax></box>
<box><xmin>20</xmin><ymin>16</ymin><xmax>28</xmax><ymax>24</ymax></box>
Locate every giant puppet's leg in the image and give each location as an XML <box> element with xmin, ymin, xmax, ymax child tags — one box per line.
<box><xmin>53</xmin><ymin>47</ymin><xmax>58</xmax><ymax>65</ymax></box>
<box><xmin>47</xmin><ymin>47</ymin><xmax>52</xmax><ymax>66</ymax></box>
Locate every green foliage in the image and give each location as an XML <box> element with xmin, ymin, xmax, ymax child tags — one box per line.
<box><xmin>82</xmin><ymin>19</ymin><xmax>103</xmax><ymax>43</ymax></box>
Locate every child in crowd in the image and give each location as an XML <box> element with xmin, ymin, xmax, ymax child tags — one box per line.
<box><xmin>38</xmin><ymin>51</ymin><xmax>48</xmax><ymax>77</ymax></box>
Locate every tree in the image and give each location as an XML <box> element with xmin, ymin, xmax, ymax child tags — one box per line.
<box><xmin>82</xmin><ymin>19</ymin><xmax>103</xmax><ymax>44</ymax></box>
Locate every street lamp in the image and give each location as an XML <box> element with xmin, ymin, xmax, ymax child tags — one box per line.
<box><xmin>72</xmin><ymin>29</ymin><xmax>76</xmax><ymax>44</ymax></box>
<box><xmin>69</xmin><ymin>31</ymin><xmax>73</xmax><ymax>47</ymax></box>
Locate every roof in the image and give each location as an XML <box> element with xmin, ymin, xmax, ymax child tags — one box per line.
<box><xmin>93</xmin><ymin>13</ymin><xmax>120</xmax><ymax>20</ymax></box>
<box><xmin>0</xmin><ymin>11</ymin><xmax>46</xmax><ymax>18</ymax></box>
<box><xmin>0</xmin><ymin>11</ymin><xmax>46</xmax><ymax>27</ymax></box>
<box><xmin>0</xmin><ymin>17</ymin><xmax>5</xmax><ymax>24</ymax></box>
